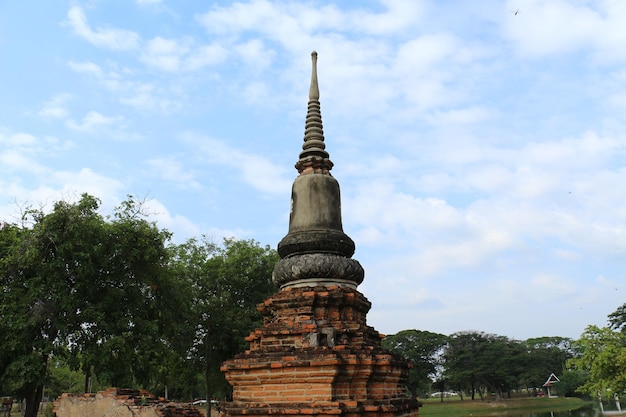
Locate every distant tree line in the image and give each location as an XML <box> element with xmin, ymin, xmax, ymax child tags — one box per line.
<box><xmin>0</xmin><ymin>194</ymin><xmax>278</xmax><ymax>417</ymax></box>
<box><xmin>382</xmin><ymin>304</ymin><xmax>626</xmax><ymax>401</ymax></box>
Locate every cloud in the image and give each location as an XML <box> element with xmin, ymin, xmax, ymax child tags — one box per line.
<box><xmin>141</xmin><ymin>198</ymin><xmax>200</xmax><ymax>242</ymax></box>
<box><xmin>194</xmin><ymin>0</ymin><xmax>489</xmax><ymax>123</ymax></box>
<box><xmin>66</xmin><ymin>6</ymin><xmax>140</xmax><ymax>50</ymax></box>
<box><xmin>140</xmin><ymin>37</ymin><xmax>228</xmax><ymax>72</ymax></box>
<box><xmin>65</xmin><ymin>111</ymin><xmax>122</xmax><ymax>132</ymax></box>
<box><xmin>0</xmin><ymin>149</ymin><xmax>46</xmax><ymax>174</ymax></box>
<box><xmin>38</xmin><ymin>93</ymin><xmax>73</xmax><ymax>119</ymax></box>
<box><xmin>141</xmin><ymin>37</ymin><xmax>188</xmax><ymax>72</ymax></box>
<box><xmin>145</xmin><ymin>157</ymin><xmax>202</xmax><ymax>190</ymax></box>
<box><xmin>182</xmin><ymin>132</ymin><xmax>291</xmax><ymax>195</ymax></box>
<box><xmin>184</xmin><ymin>43</ymin><xmax>230</xmax><ymax>70</ymax></box>
<box><xmin>504</xmin><ymin>0</ymin><xmax>626</xmax><ymax>61</ymax></box>
<box><xmin>69</xmin><ymin>60</ymin><xmax>181</xmax><ymax>112</ymax></box>
<box><xmin>197</xmin><ymin>0</ymin><xmax>425</xmax><ymax>38</ymax></box>
<box><xmin>0</xmin><ymin>164</ymin><xmax>126</xmax><ymax>228</ymax></box>
<box><xmin>68</xmin><ymin>61</ymin><xmax>134</xmax><ymax>100</ymax></box>
<box><xmin>0</xmin><ymin>131</ymin><xmax>38</xmax><ymax>147</ymax></box>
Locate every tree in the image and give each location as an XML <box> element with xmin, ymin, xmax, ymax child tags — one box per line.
<box><xmin>382</xmin><ymin>330</ymin><xmax>448</xmax><ymax>397</ymax></box>
<box><xmin>443</xmin><ymin>331</ymin><xmax>488</xmax><ymax>400</ymax></box>
<box><xmin>444</xmin><ymin>332</ymin><xmax>526</xmax><ymax>401</ymax></box>
<box><xmin>0</xmin><ymin>194</ymin><xmax>176</xmax><ymax>417</ymax></box>
<box><xmin>568</xmin><ymin>325</ymin><xmax>626</xmax><ymax>396</ymax></box>
<box><xmin>168</xmin><ymin>237</ymin><xmax>278</xmax><ymax>413</ymax></box>
<box><xmin>608</xmin><ymin>303</ymin><xmax>626</xmax><ymax>334</ymax></box>
<box><xmin>520</xmin><ymin>336</ymin><xmax>575</xmax><ymax>395</ymax></box>
<box><xmin>70</xmin><ymin>196</ymin><xmax>186</xmax><ymax>393</ymax></box>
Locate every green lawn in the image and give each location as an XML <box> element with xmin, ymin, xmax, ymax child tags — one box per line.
<box><xmin>418</xmin><ymin>396</ymin><xmax>590</xmax><ymax>417</ymax></box>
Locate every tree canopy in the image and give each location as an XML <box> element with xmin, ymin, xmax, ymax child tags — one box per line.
<box><xmin>382</xmin><ymin>329</ymin><xmax>448</xmax><ymax>397</ymax></box>
<box><xmin>0</xmin><ymin>194</ymin><xmax>278</xmax><ymax>417</ymax></box>
<box><xmin>569</xmin><ymin>325</ymin><xmax>626</xmax><ymax>396</ymax></box>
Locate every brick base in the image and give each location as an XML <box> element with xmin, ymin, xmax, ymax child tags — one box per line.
<box><xmin>220</xmin><ymin>286</ymin><xmax>421</xmax><ymax>417</ymax></box>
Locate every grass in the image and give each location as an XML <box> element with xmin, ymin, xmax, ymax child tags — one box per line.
<box><xmin>418</xmin><ymin>396</ymin><xmax>591</xmax><ymax>417</ymax></box>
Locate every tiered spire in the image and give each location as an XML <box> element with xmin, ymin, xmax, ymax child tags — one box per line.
<box><xmin>272</xmin><ymin>51</ymin><xmax>364</xmax><ymax>289</ymax></box>
<box><xmin>295</xmin><ymin>51</ymin><xmax>333</xmax><ymax>174</ymax></box>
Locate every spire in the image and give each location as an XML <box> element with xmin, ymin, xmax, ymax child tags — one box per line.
<box><xmin>295</xmin><ymin>51</ymin><xmax>333</xmax><ymax>174</ymax></box>
<box><xmin>272</xmin><ymin>51</ymin><xmax>364</xmax><ymax>289</ymax></box>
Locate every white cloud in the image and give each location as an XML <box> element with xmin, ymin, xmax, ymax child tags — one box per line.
<box><xmin>66</xmin><ymin>6</ymin><xmax>140</xmax><ymax>51</ymax></box>
<box><xmin>0</xmin><ymin>149</ymin><xmax>46</xmax><ymax>174</ymax></box>
<box><xmin>141</xmin><ymin>36</ymin><xmax>188</xmax><ymax>72</ymax></box>
<box><xmin>504</xmin><ymin>0</ymin><xmax>626</xmax><ymax>61</ymax></box>
<box><xmin>0</xmin><ymin>131</ymin><xmax>38</xmax><ymax>147</ymax></box>
<box><xmin>65</xmin><ymin>111</ymin><xmax>122</xmax><ymax>132</ymax></box>
<box><xmin>140</xmin><ymin>36</ymin><xmax>229</xmax><ymax>72</ymax></box>
<box><xmin>145</xmin><ymin>157</ymin><xmax>202</xmax><ymax>190</ymax></box>
<box><xmin>182</xmin><ymin>132</ymin><xmax>291</xmax><ymax>195</ymax></box>
<box><xmin>38</xmin><ymin>93</ymin><xmax>72</xmax><ymax>119</ymax></box>
<box><xmin>0</xmin><ymin>168</ymin><xmax>126</xmax><ymax>226</ymax></box>
<box><xmin>68</xmin><ymin>61</ymin><xmax>125</xmax><ymax>91</ymax></box>
<box><xmin>234</xmin><ymin>39</ymin><xmax>275</xmax><ymax>70</ymax></box>
<box><xmin>185</xmin><ymin>43</ymin><xmax>229</xmax><ymax>70</ymax></box>
<box><xmin>141</xmin><ymin>198</ymin><xmax>200</xmax><ymax>242</ymax></box>
<box><xmin>69</xmin><ymin>60</ymin><xmax>180</xmax><ymax>112</ymax></box>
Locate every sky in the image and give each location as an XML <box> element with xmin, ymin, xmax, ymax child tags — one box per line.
<box><xmin>1</xmin><ymin>0</ymin><xmax>625</xmax><ymax>341</ymax></box>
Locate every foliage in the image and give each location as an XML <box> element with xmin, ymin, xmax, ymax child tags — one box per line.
<box><xmin>568</xmin><ymin>325</ymin><xmax>626</xmax><ymax>396</ymax></box>
<box><xmin>1</xmin><ymin>193</ymin><xmax>279</xmax><ymax>417</ymax></box>
<box><xmin>443</xmin><ymin>331</ymin><xmax>490</xmax><ymax>400</ymax></box>
<box><xmin>382</xmin><ymin>330</ymin><xmax>448</xmax><ymax>397</ymax></box>
<box><xmin>0</xmin><ymin>194</ymin><xmax>174</xmax><ymax>417</ymax></box>
<box><xmin>167</xmin><ymin>237</ymin><xmax>278</xmax><ymax>404</ymax></box>
<box><xmin>441</xmin><ymin>331</ymin><xmax>578</xmax><ymax>401</ymax></box>
<box><xmin>608</xmin><ymin>303</ymin><xmax>626</xmax><ymax>334</ymax></box>
<box><xmin>520</xmin><ymin>336</ymin><xmax>575</xmax><ymax>394</ymax></box>
<box><xmin>556</xmin><ymin>368</ymin><xmax>588</xmax><ymax>398</ymax></box>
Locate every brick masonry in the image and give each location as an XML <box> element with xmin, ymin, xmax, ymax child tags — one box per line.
<box><xmin>53</xmin><ymin>388</ymin><xmax>204</xmax><ymax>417</ymax></box>
<box><xmin>220</xmin><ymin>285</ymin><xmax>421</xmax><ymax>417</ymax></box>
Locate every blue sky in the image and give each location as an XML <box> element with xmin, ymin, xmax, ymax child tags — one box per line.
<box><xmin>1</xmin><ymin>0</ymin><xmax>625</xmax><ymax>341</ymax></box>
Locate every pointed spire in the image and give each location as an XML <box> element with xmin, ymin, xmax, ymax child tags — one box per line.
<box><xmin>309</xmin><ymin>50</ymin><xmax>319</xmax><ymax>101</ymax></box>
<box><xmin>295</xmin><ymin>51</ymin><xmax>333</xmax><ymax>174</ymax></box>
<box><xmin>272</xmin><ymin>51</ymin><xmax>364</xmax><ymax>289</ymax></box>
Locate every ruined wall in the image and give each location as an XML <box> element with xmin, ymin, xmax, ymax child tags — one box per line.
<box><xmin>53</xmin><ymin>388</ymin><xmax>203</xmax><ymax>417</ymax></box>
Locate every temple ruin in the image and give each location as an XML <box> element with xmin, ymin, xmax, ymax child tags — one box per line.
<box><xmin>220</xmin><ymin>52</ymin><xmax>421</xmax><ymax>417</ymax></box>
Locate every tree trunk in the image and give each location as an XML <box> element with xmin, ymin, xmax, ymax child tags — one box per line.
<box><xmin>23</xmin><ymin>382</ymin><xmax>43</xmax><ymax>417</ymax></box>
<box><xmin>84</xmin><ymin>366</ymin><xmax>91</xmax><ymax>393</ymax></box>
<box><xmin>205</xmin><ymin>330</ymin><xmax>213</xmax><ymax>417</ymax></box>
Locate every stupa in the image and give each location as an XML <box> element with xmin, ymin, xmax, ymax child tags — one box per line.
<box><xmin>220</xmin><ymin>52</ymin><xmax>421</xmax><ymax>417</ymax></box>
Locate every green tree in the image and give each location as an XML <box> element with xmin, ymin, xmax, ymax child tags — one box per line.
<box><xmin>444</xmin><ymin>332</ymin><xmax>526</xmax><ymax>401</ymax></box>
<box><xmin>71</xmin><ymin>196</ymin><xmax>186</xmax><ymax>393</ymax></box>
<box><xmin>569</xmin><ymin>325</ymin><xmax>626</xmax><ymax>396</ymax></box>
<box><xmin>0</xmin><ymin>194</ymin><xmax>176</xmax><ymax>417</ymax></box>
<box><xmin>0</xmin><ymin>195</ymin><xmax>108</xmax><ymax>417</ymax></box>
<box><xmin>520</xmin><ymin>337</ymin><xmax>575</xmax><ymax>395</ymax></box>
<box><xmin>444</xmin><ymin>332</ymin><xmax>488</xmax><ymax>400</ymax></box>
<box><xmin>609</xmin><ymin>303</ymin><xmax>626</xmax><ymax>334</ymax></box>
<box><xmin>168</xmin><ymin>237</ymin><xmax>278</xmax><ymax>413</ymax></box>
<box><xmin>556</xmin><ymin>368</ymin><xmax>588</xmax><ymax>398</ymax></box>
<box><xmin>382</xmin><ymin>329</ymin><xmax>448</xmax><ymax>397</ymax></box>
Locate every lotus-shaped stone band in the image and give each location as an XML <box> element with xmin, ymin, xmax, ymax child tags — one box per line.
<box><xmin>272</xmin><ymin>253</ymin><xmax>364</xmax><ymax>288</ymax></box>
